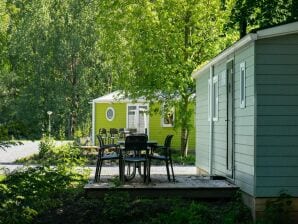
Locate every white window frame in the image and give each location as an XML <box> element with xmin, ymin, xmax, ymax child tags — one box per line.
<box><xmin>208</xmin><ymin>66</ymin><xmax>219</xmax><ymax>122</ymax></box>
<box><xmin>208</xmin><ymin>78</ymin><xmax>212</xmax><ymax>121</ymax></box>
<box><xmin>212</xmin><ymin>75</ymin><xmax>219</xmax><ymax>121</ymax></box>
<box><xmin>106</xmin><ymin>107</ymin><xmax>115</xmax><ymax>121</ymax></box>
<box><xmin>126</xmin><ymin>103</ymin><xmax>149</xmax><ymax>133</ymax></box>
<box><xmin>161</xmin><ymin>103</ymin><xmax>174</xmax><ymax>127</ymax></box>
<box><xmin>240</xmin><ymin>62</ymin><xmax>246</xmax><ymax>108</ymax></box>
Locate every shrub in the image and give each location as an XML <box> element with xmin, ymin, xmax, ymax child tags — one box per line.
<box><xmin>259</xmin><ymin>193</ymin><xmax>293</xmax><ymax>224</ymax></box>
<box><xmin>0</xmin><ymin>139</ymin><xmax>89</xmax><ymax>224</ymax></box>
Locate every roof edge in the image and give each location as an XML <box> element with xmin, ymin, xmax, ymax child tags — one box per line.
<box><xmin>192</xmin><ymin>21</ymin><xmax>298</xmax><ymax>79</ymax></box>
<box><xmin>257</xmin><ymin>21</ymin><xmax>298</xmax><ymax>39</ymax></box>
<box><xmin>191</xmin><ymin>34</ymin><xmax>257</xmax><ymax>79</ymax></box>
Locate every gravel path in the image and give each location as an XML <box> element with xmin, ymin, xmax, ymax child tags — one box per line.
<box><xmin>0</xmin><ymin>141</ymin><xmax>196</xmax><ymax>176</ymax></box>
<box><xmin>0</xmin><ymin>141</ymin><xmax>40</xmax><ymax>163</ymax></box>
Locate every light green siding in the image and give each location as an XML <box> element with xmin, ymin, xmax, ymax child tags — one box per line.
<box><xmin>149</xmin><ymin>103</ymin><xmax>196</xmax><ymax>150</ymax></box>
<box><xmin>232</xmin><ymin>43</ymin><xmax>256</xmax><ymax>196</ymax></box>
<box><xmin>196</xmin><ymin>69</ymin><xmax>210</xmax><ymax>171</ymax></box>
<box><xmin>255</xmin><ymin>34</ymin><xmax>298</xmax><ymax>197</ymax></box>
<box><xmin>95</xmin><ymin>102</ymin><xmax>127</xmax><ymax>141</ymax></box>
<box><xmin>95</xmin><ymin>102</ymin><xmax>196</xmax><ymax>150</ymax></box>
<box><xmin>195</xmin><ymin>42</ymin><xmax>256</xmax><ymax>196</ymax></box>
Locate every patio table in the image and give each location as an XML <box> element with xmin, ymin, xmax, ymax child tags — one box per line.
<box><xmin>79</xmin><ymin>145</ymin><xmax>99</xmax><ymax>155</ymax></box>
<box><xmin>118</xmin><ymin>139</ymin><xmax>157</xmax><ymax>182</ymax></box>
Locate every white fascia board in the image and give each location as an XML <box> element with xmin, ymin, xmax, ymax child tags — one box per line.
<box><xmin>257</xmin><ymin>21</ymin><xmax>298</xmax><ymax>39</ymax></box>
<box><xmin>93</xmin><ymin>99</ymin><xmax>147</xmax><ymax>103</ymax></box>
<box><xmin>92</xmin><ymin>90</ymin><xmax>147</xmax><ymax>103</ymax></box>
<box><xmin>192</xmin><ymin>34</ymin><xmax>257</xmax><ymax>79</ymax></box>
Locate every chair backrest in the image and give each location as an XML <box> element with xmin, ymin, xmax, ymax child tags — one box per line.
<box><xmin>118</xmin><ymin>128</ymin><xmax>125</xmax><ymax>139</ymax></box>
<box><xmin>124</xmin><ymin>134</ymin><xmax>148</xmax><ymax>152</ymax></box>
<box><xmin>129</xmin><ymin>128</ymin><xmax>137</xmax><ymax>134</ymax></box>
<box><xmin>164</xmin><ymin>135</ymin><xmax>173</xmax><ymax>148</ymax></box>
<box><xmin>110</xmin><ymin>128</ymin><xmax>118</xmax><ymax>136</ymax></box>
<box><xmin>99</xmin><ymin>128</ymin><xmax>107</xmax><ymax>136</ymax></box>
<box><xmin>96</xmin><ymin>135</ymin><xmax>105</xmax><ymax>147</ymax></box>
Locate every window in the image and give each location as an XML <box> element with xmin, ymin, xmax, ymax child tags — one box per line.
<box><xmin>240</xmin><ymin>62</ymin><xmax>246</xmax><ymax>108</ymax></box>
<box><xmin>212</xmin><ymin>75</ymin><xmax>219</xmax><ymax>121</ymax></box>
<box><xmin>127</xmin><ymin>104</ymin><xmax>149</xmax><ymax>133</ymax></box>
<box><xmin>106</xmin><ymin>107</ymin><xmax>115</xmax><ymax>121</ymax></box>
<box><xmin>208</xmin><ymin>73</ymin><xmax>219</xmax><ymax>122</ymax></box>
<box><xmin>162</xmin><ymin>104</ymin><xmax>174</xmax><ymax>127</ymax></box>
<box><xmin>208</xmin><ymin>78</ymin><xmax>212</xmax><ymax>121</ymax></box>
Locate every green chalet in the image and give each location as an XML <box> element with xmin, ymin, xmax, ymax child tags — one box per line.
<box><xmin>192</xmin><ymin>21</ymin><xmax>298</xmax><ymax>219</ymax></box>
<box><xmin>91</xmin><ymin>91</ymin><xmax>195</xmax><ymax>150</ymax></box>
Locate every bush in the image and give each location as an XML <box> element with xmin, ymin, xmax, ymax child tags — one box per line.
<box><xmin>259</xmin><ymin>193</ymin><xmax>293</xmax><ymax>224</ymax></box>
<box><xmin>223</xmin><ymin>192</ymin><xmax>252</xmax><ymax>224</ymax></box>
<box><xmin>0</xmin><ymin>138</ymin><xmax>89</xmax><ymax>224</ymax></box>
<box><xmin>38</xmin><ymin>137</ymin><xmax>55</xmax><ymax>159</ymax></box>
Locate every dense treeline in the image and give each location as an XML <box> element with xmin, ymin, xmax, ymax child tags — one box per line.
<box><xmin>0</xmin><ymin>0</ymin><xmax>109</xmax><ymax>139</ymax></box>
<box><xmin>0</xmin><ymin>0</ymin><xmax>297</xmax><ymax>140</ymax></box>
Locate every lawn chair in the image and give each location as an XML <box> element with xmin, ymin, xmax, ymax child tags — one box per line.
<box><xmin>148</xmin><ymin>135</ymin><xmax>175</xmax><ymax>182</ymax></box>
<box><xmin>98</xmin><ymin>128</ymin><xmax>108</xmax><ymax>144</ymax></box>
<box><xmin>122</xmin><ymin>134</ymin><xmax>149</xmax><ymax>183</ymax></box>
<box><xmin>94</xmin><ymin>135</ymin><xmax>122</xmax><ymax>182</ymax></box>
<box><xmin>109</xmin><ymin>128</ymin><xmax>119</xmax><ymax>144</ymax></box>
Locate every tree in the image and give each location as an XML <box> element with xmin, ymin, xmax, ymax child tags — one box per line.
<box><xmin>228</xmin><ymin>0</ymin><xmax>298</xmax><ymax>38</ymax></box>
<box><xmin>98</xmin><ymin>0</ymin><xmax>236</xmax><ymax>156</ymax></box>
<box><xmin>3</xmin><ymin>0</ymin><xmax>107</xmax><ymax>139</ymax></box>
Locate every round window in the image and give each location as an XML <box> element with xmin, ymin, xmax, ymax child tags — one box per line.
<box><xmin>106</xmin><ymin>107</ymin><xmax>115</xmax><ymax>121</ymax></box>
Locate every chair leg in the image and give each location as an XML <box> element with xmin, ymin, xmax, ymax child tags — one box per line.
<box><xmin>121</xmin><ymin>160</ymin><xmax>125</xmax><ymax>183</ymax></box>
<box><xmin>94</xmin><ymin>158</ymin><xmax>100</xmax><ymax>182</ymax></box>
<box><xmin>119</xmin><ymin>159</ymin><xmax>122</xmax><ymax>182</ymax></box>
<box><xmin>97</xmin><ymin>160</ymin><xmax>103</xmax><ymax>181</ymax></box>
<box><xmin>144</xmin><ymin>161</ymin><xmax>148</xmax><ymax>184</ymax></box>
<box><xmin>165</xmin><ymin>160</ymin><xmax>171</xmax><ymax>182</ymax></box>
<box><xmin>169</xmin><ymin>159</ymin><xmax>175</xmax><ymax>182</ymax></box>
<box><xmin>148</xmin><ymin>159</ymin><xmax>151</xmax><ymax>182</ymax></box>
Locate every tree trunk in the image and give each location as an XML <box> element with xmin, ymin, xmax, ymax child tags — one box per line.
<box><xmin>68</xmin><ymin>56</ymin><xmax>79</xmax><ymax>139</ymax></box>
<box><xmin>180</xmin><ymin>95</ymin><xmax>190</xmax><ymax>157</ymax></box>
<box><xmin>239</xmin><ymin>19</ymin><xmax>247</xmax><ymax>38</ymax></box>
<box><xmin>180</xmin><ymin>127</ymin><xmax>189</xmax><ymax>157</ymax></box>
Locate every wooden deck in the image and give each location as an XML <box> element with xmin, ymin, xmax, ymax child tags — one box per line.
<box><xmin>84</xmin><ymin>174</ymin><xmax>239</xmax><ymax>199</ymax></box>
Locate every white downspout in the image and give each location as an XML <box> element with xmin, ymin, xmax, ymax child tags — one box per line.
<box><xmin>92</xmin><ymin>101</ymin><xmax>95</xmax><ymax>145</ymax></box>
<box><xmin>209</xmin><ymin>66</ymin><xmax>214</xmax><ymax>175</ymax></box>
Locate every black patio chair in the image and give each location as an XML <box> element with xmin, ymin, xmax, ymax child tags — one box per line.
<box><xmin>109</xmin><ymin>128</ymin><xmax>119</xmax><ymax>144</ymax></box>
<box><xmin>122</xmin><ymin>134</ymin><xmax>149</xmax><ymax>183</ymax></box>
<box><xmin>94</xmin><ymin>135</ymin><xmax>122</xmax><ymax>182</ymax></box>
<box><xmin>118</xmin><ymin>128</ymin><xmax>125</xmax><ymax>140</ymax></box>
<box><xmin>98</xmin><ymin>128</ymin><xmax>108</xmax><ymax>144</ymax></box>
<box><xmin>148</xmin><ymin>135</ymin><xmax>175</xmax><ymax>182</ymax></box>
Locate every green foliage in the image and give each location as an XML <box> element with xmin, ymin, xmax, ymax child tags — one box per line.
<box><xmin>259</xmin><ymin>192</ymin><xmax>293</xmax><ymax>224</ymax></box>
<box><xmin>37</xmin><ymin>138</ymin><xmax>88</xmax><ymax>170</ymax></box>
<box><xmin>172</xmin><ymin>153</ymin><xmax>195</xmax><ymax>165</ymax></box>
<box><xmin>103</xmin><ymin>192</ymin><xmax>131</xmax><ymax>222</ymax></box>
<box><xmin>33</xmin><ymin>192</ymin><xmax>253</xmax><ymax>224</ymax></box>
<box><xmin>0</xmin><ymin>0</ymin><xmax>108</xmax><ymax>139</ymax></box>
<box><xmin>0</xmin><ymin>166</ymin><xmax>88</xmax><ymax>224</ymax></box>
<box><xmin>223</xmin><ymin>191</ymin><xmax>252</xmax><ymax>224</ymax></box>
<box><xmin>38</xmin><ymin>137</ymin><xmax>55</xmax><ymax>159</ymax></box>
<box><xmin>151</xmin><ymin>201</ymin><xmax>218</xmax><ymax>224</ymax></box>
<box><xmin>98</xmin><ymin>0</ymin><xmax>237</xmax><ymax>156</ymax></box>
<box><xmin>227</xmin><ymin>0</ymin><xmax>298</xmax><ymax>37</ymax></box>
<box><xmin>0</xmin><ymin>138</ymin><xmax>89</xmax><ymax>223</ymax></box>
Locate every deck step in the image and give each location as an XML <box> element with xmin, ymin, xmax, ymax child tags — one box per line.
<box><xmin>84</xmin><ymin>175</ymin><xmax>239</xmax><ymax>199</ymax></box>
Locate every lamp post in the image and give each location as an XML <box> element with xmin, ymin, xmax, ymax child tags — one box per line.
<box><xmin>47</xmin><ymin>111</ymin><xmax>53</xmax><ymax>137</ymax></box>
